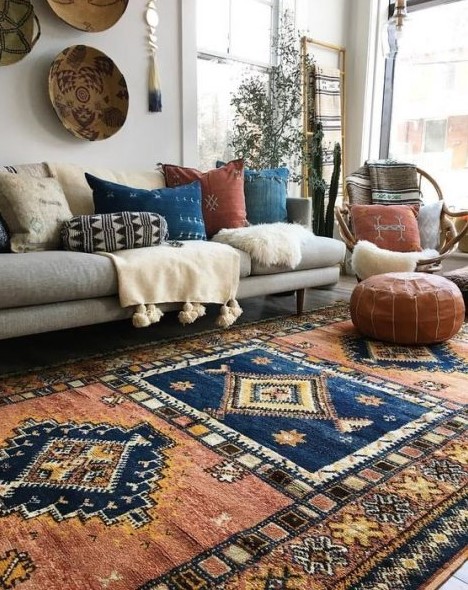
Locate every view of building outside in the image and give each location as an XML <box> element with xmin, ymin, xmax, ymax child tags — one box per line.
<box><xmin>389</xmin><ymin>0</ymin><xmax>468</xmax><ymax>209</ymax></box>
<box><xmin>196</xmin><ymin>0</ymin><xmax>274</xmax><ymax>170</ymax></box>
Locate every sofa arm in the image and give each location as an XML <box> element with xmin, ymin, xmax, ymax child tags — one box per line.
<box><xmin>286</xmin><ymin>198</ymin><xmax>311</xmax><ymax>227</ymax></box>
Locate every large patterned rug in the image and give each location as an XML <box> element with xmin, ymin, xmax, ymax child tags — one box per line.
<box><xmin>0</xmin><ymin>303</ymin><xmax>466</xmax><ymax>590</ymax></box>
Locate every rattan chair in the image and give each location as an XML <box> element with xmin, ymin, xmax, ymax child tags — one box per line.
<box><xmin>335</xmin><ymin>167</ymin><xmax>468</xmax><ymax>272</ymax></box>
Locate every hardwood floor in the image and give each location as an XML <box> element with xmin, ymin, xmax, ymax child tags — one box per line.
<box><xmin>0</xmin><ymin>276</ymin><xmax>357</xmax><ymax>375</ymax></box>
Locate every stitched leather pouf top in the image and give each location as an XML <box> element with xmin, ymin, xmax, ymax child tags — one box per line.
<box><xmin>350</xmin><ymin>272</ymin><xmax>465</xmax><ymax>344</ymax></box>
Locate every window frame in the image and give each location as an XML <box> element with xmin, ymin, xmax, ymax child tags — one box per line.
<box><xmin>196</xmin><ymin>0</ymin><xmax>278</xmax><ymax>69</ymax></box>
<box><xmin>379</xmin><ymin>0</ymin><xmax>465</xmax><ymax>158</ymax></box>
<box><xmin>195</xmin><ymin>0</ymin><xmax>284</xmax><ymax>169</ymax></box>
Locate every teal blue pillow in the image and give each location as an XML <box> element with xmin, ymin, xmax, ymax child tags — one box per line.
<box><xmin>216</xmin><ymin>162</ymin><xmax>288</xmax><ymax>225</ymax></box>
<box><xmin>244</xmin><ymin>167</ymin><xmax>289</xmax><ymax>224</ymax></box>
<box><xmin>86</xmin><ymin>173</ymin><xmax>206</xmax><ymax>241</ymax></box>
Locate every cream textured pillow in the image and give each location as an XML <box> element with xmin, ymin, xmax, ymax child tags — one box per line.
<box><xmin>47</xmin><ymin>162</ymin><xmax>166</xmax><ymax>215</ymax></box>
<box><xmin>0</xmin><ymin>174</ymin><xmax>72</xmax><ymax>252</ymax></box>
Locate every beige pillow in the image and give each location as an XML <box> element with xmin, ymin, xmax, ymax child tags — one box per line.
<box><xmin>47</xmin><ymin>162</ymin><xmax>166</xmax><ymax>215</ymax></box>
<box><xmin>0</xmin><ymin>174</ymin><xmax>72</xmax><ymax>252</ymax></box>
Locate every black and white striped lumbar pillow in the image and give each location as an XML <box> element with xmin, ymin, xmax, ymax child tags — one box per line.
<box><xmin>61</xmin><ymin>211</ymin><xmax>168</xmax><ymax>253</ymax></box>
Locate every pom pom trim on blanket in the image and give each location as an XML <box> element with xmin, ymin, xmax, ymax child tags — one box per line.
<box><xmin>132</xmin><ymin>300</ymin><xmax>243</xmax><ymax>329</ymax></box>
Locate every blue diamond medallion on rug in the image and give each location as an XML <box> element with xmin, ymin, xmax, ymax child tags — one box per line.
<box><xmin>136</xmin><ymin>346</ymin><xmax>432</xmax><ymax>473</ymax></box>
<box><xmin>0</xmin><ymin>419</ymin><xmax>174</xmax><ymax>527</ymax></box>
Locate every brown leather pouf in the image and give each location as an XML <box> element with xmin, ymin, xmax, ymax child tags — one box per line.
<box><xmin>350</xmin><ymin>272</ymin><xmax>465</xmax><ymax>344</ymax></box>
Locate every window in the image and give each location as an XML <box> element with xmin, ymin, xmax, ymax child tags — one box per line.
<box><xmin>381</xmin><ymin>0</ymin><xmax>468</xmax><ymax>209</ymax></box>
<box><xmin>196</xmin><ymin>0</ymin><xmax>279</xmax><ymax>170</ymax></box>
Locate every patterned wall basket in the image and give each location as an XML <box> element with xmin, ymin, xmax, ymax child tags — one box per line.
<box><xmin>48</xmin><ymin>45</ymin><xmax>129</xmax><ymax>141</ymax></box>
<box><xmin>0</xmin><ymin>0</ymin><xmax>41</xmax><ymax>66</ymax></box>
<box><xmin>46</xmin><ymin>0</ymin><xmax>128</xmax><ymax>32</ymax></box>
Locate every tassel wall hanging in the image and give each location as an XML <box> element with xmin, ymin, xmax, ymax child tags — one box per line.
<box><xmin>146</xmin><ymin>0</ymin><xmax>162</xmax><ymax>112</ymax></box>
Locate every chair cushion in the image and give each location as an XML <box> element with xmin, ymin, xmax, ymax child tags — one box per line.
<box><xmin>163</xmin><ymin>160</ymin><xmax>248</xmax><ymax>238</ymax></box>
<box><xmin>350</xmin><ymin>204</ymin><xmax>422</xmax><ymax>252</ymax></box>
<box><xmin>418</xmin><ymin>201</ymin><xmax>443</xmax><ymax>249</ymax></box>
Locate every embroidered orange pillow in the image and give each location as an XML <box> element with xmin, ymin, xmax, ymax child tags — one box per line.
<box><xmin>351</xmin><ymin>204</ymin><xmax>422</xmax><ymax>252</ymax></box>
<box><xmin>163</xmin><ymin>160</ymin><xmax>248</xmax><ymax>238</ymax></box>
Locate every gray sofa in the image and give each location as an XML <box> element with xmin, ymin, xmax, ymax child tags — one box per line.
<box><xmin>0</xmin><ymin>163</ymin><xmax>345</xmax><ymax>340</ymax></box>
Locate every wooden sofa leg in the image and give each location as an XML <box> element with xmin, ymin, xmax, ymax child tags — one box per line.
<box><xmin>296</xmin><ymin>289</ymin><xmax>305</xmax><ymax>315</ymax></box>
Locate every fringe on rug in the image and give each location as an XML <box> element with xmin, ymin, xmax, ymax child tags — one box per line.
<box><xmin>133</xmin><ymin>304</ymin><xmax>164</xmax><ymax>328</ymax></box>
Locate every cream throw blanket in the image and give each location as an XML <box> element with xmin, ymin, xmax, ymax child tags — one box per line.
<box><xmin>102</xmin><ymin>241</ymin><xmax>242</xmax><ymax>328</ymax></box>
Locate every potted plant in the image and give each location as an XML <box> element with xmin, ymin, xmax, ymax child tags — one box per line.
<box><xmin>230</xmin><ymin>12</ymin><xmax>341</xmax><ymax>238</ymax></box>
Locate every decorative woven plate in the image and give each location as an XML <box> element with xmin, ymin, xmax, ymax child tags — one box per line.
<box><xmin>0</xmin><ymin>0</ymin><xmax>41</xmax><ymax>66</ymax></box>
<box><xmin>48</xmin><ymin>45</ymin><xmax>129</xmax><ymax>141</ymax></box>
<box><xmin>46</xmin><ymin>0</ymin><xmax>128</xmax><ymax>32</ymax></box>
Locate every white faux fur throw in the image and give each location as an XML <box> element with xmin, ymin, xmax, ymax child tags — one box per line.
<box><xmin>212</xmin><ymin>222</ymin><xmax>314</xmax><ymax>269</ymax></box>
<box><xmin>351</xmin><ymin>240</ymin><xmax>440</xmax><ymax>280</ymax></box>
<box><xmin>102</xmin><ymin>241</ymin><xmax>242</xmax><ymax>328</ymax></box>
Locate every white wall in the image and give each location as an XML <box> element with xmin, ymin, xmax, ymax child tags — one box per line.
<box><xmin>0</xmin><ymin>0</ymin><xmax>183</xmax><ymax>169</ymax></box>
<box><xmin>0</xmin><ymin>0</ymin><xmax>374</xmax><ymax>173</ymax></box>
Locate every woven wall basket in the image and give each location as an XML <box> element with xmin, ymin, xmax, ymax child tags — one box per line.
<box><xmin>0</xmin><ymin>0</ymin><xmax>41</xmax><ymax>66</ymax></box>
<box><xmin>48</xmin><ymin>45</ymin><xmax>129</xmax><ymax>141</ymax></box>
<box><xmin>46</xmin><ymin>0</ymin><xmax>128</xmax><ymax>32</ymax></box>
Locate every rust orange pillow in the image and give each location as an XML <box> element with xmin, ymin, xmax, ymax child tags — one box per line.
<box><xmin>351</xmin><ymin>204</ymin><xmax>422</xmax><ymax>252</ymax></box>
<box><xmin>163</xmin><ymin>160</ymin><xmax>248</xmax><ymax>238</ymax></box>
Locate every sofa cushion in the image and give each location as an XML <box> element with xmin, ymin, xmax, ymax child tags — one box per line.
<box><xmin>232</xmin><ymin>247</ymin><xmax>251</xmax><ymax>278</ymax></box>
<box><xmin>0</xmin><ymin>174</ymin><xmax>73</xmax><ymax>252</ymax></box>
<box><xmin>216</xmin><ymin>161</ymin><xmax>289</xmax><ymax>225</ymax></box>
<box><xmin>87</xmin><ymin>174</ymin><xmax>206</xmax><ymax>241</ymax></box>
<box><xmin>0</xmin><ymin>251</ymin><xmax>118</xmax><ymax>309</ymax></box>
<box><xmin>244</xmin><ymin>167</ymin><xmax>289</xmax><ymax>225</ymax></box>
<box><xmin>0</xmin><ymin>163</ymin><xmax>50</xmax><ymax>178</ymax></box>
<box><xmin>0</xmin><ymin>245</ymin><xmax>250</xmax><ymax>311</ymax></box>
<box><xmin>61</xmin><ymin>211</ymin><xmax>169</xmax><ymax>253</ymax></box>
<box><xmin>163</xmin><ymin>160</ymin><xmax>248</xmax><ymax>238</ymax></box>
<box><xmin>250</xmin><ymin>236</ymin><xmax>345</xmax><ymax>275</ymax></box>
<box><xmin>47</xmin><ymin>162</ymin><xmax>166</xmax><ymax>216</ymax></box>
<box><xmin>0</xmin><ymin>215</ymin><xmax>10</xmax><ymax>252</ymax></box>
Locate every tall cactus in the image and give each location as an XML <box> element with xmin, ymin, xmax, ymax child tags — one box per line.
<box><xmin>310</xmin><ymin>123</ymin><xmax>327</xmax><ymax>236</ymax></box>
<box><xmin>324</xmin><ymin>143</ymin><xmax>342</xmax><ymax>238</ymax></box>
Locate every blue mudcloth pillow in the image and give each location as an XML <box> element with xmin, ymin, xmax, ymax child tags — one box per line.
<box><xmin>216</xmin><ymin>161</ymin><xmax>288</xmax><ymax>225</ymax></box>
<box><xmin>86</xmin><ymin>173</ymin><xmax>206</xmax><ymax>241</ymax></box>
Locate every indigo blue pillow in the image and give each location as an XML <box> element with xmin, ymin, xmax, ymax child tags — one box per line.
<box><xmin>86</xmin><ymin>173</ymin><xmax>206</xmax><ymax>241</ymax></box>
<box><xmin>216</xmin><ymin>161</ymin><xmax>288</xmax><ymax>225</ymax></box>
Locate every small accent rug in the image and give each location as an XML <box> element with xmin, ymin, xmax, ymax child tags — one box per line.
<box><xmin>0</xmin><ymin>303</ymin><xmax>466</xmax><ymax>590</ymax></box>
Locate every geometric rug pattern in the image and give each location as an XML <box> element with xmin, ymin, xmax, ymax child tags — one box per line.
<box><xmin>0</xmin><ymin>303</ymin><xmax>466</xmax><ymax>589</ymax></box>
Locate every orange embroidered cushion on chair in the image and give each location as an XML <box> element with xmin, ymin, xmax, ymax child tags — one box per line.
<box><xmin>350</xmin><ymin>204</ymin><xmax>422</xmax><ymax>252</ymax></box>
